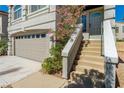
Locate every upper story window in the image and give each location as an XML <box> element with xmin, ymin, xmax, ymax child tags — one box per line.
<box><xmin>14</xmin><ymin>5</ymin><xmax>22</xmax><ymax>20</ymax></box>
<box><xmin>115</xmin><ymin>27</ymin><xmax>119</xmax><ymax>33</ymax></box>
<box><xmin>122</xmin><ymin>26</ymin><xmax>124</xmax><ymax>33</ymax></box>
<box><xmin>30</xmin><ymin>5</ymin><xmax>46</xmax><ymax>13</ymax></box>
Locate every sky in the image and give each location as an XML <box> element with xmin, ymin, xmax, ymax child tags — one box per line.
<box><xmin>116</xmin><ymin>5</ymin><xmax>124</xmax><ymax>22</ymax></box>
<box><xmin>0</xmin><ymin>5</ymin><xmax>124</xmax><ymax>22</ymax></box>
<box><xmin>0</xmin><ymin>5</ymin><xmax>8</xmax><ymax>12</ymax></box>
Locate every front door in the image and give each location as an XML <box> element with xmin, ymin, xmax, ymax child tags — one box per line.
<box><xmin>90</xmin><ymin>11</ymin><xmax>103</xmax><ymax>36</ymax></box>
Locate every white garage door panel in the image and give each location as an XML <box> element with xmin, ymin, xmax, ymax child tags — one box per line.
<box><xmin>15</xmin><ymin>37</ymin><xmax>49</xmax><ymax>62</ymax></box>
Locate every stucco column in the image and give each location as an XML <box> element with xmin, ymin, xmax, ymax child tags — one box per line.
<box><xmin>7</xmin><ymin>34</ymin><xmax>12</xmax><ymax>56</ymax></box>
<box><xmin>104</xmin><ymin>5</ymin><xmax>115</xmax><ymax>38</ymax></box>
<box><xmin>22</xmin><ymin>5</ymin><xmax>27</xmax><ymax>21</ymax></box>
<box><xmin>47</xmin><ymin>31</ymin><xmax>54</xmax><ymax>57</ymax></box>
<box><xmin>8</xmin><ymin>6</ymin><xmax>12</xmax><ymax>26</ymax></box>
<box><xmin>11</xmin><ymin>36</ymin><xmax>15</xmax><ymax>55</ymax></box>
<box><xmin>105</xmin><ymin>62</ymin><xmax>116</xmax><ymax>88</ymax></box>
<box><xmin>104</xmin><ymin>6</ymin><xmax>117</xmax><ymax>88</ymax></box>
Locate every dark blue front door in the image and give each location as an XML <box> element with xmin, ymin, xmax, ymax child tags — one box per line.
<box><xmin>82</xmin><ymin>15</ymin><xmax>87</xmax><ymax>32</ymax></box>
<box><xmin>90</xmin><ymin>12</ymin><xmax>103</xmax><ymax>35</ymax></box>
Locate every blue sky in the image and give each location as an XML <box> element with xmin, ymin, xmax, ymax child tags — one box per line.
<box><xmin>0</xmin><ymin>5</ymin><xmax>8</xmax><ymax>12</ymax></box>
<box><xmin>0</xmin><ymin>5</ymin><xmax>124</xmax><ymax>22</ymax></box>
<box><xmin>116</xmin><ymin>5</ymin><xmax>124</xmax><ymax>22</ymax></box>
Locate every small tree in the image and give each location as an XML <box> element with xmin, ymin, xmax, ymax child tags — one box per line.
<box><xmin>42</xmin><ymin>6</ymin><xmax>84</xmax><ymax>74</ymax></box>
<box><xmin>56</xmin><ymin>5</ymin><xmax>84</xmax><ymax>41</ymax></box>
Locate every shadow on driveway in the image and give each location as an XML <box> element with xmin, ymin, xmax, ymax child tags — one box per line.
<box><xmin>0</xmin><ymin>67</ymin><xmax>22</xmax><ymax>76</ymax></box>
<box><xmin>64</xmin><ymin>69</ymin><xmax>105</xmax><ymax>88</ymax></box>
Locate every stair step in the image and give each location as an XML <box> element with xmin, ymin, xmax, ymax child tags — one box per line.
<box><xmin>75</xmin><ymin>65</ymin><xmax>104</xmax><ymax>73</ymax></box>
<box><xmin>81</xmin><ymin>50</ymin><xmax>101</xmax><ymax>56</ymax></box>
<box><xmin>80</xmin><ymin>54</ymin><xmax>103</xmax><ymax>58</ymax></box>
<box><xmin>81</xmin><ymin>49</ymin><xmax>101</xmax><ymax>53</ymax></box>
<box><xmin>89</xmin><ymin>40</ymin><xmax>101</xmax><ymax>43</ymax></box>
<box><xmin>88</xmin><ymin>43</ymin><xmax>101</xmax><ymax>46</ymax></box>
<box><xmin>77</xmin><ymin>59</ymin><xmax>104</xmax><ymax>66</ymax></box>
<box><xmin>79</xmin><ymin>51</ymin><xmax>103</xmax><ymax>58</ymax></box>
<box><xmin>79</xmin><ymin>55</ymin><xmax>104</xmax><ymax>62</ymax></box>
<box><xmin>82</xmin><ymin>48</ymin><xmax>101</xmax><ymax>52</ymax></box>
<box><xmin>76</xmin><ymin>61</ymin><xmax>104</xmax><ymax>70</ymax></box>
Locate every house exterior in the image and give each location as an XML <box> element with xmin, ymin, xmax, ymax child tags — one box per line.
<box><xmin>8</xmin><ymin>5</ymin><xmax>56</xmax><ymax>62</ymax></box>
<box><xmin>8</xmin><ymin>5</ymin><xmax>115</xmax><ymax>62</ymax></box>
<box><xmin>0</xmin><ymin>11</ymin><xmax>8</xmax><ymax>40</ymax></box>
<box><xmin>115</xmin><ymin>22</ymin><xmax>124</xmax><ymax>40</ymax></box>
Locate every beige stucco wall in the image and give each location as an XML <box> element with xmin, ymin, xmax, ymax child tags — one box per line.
<box><xmin>8</xmin><ymin>5</ymin><xmax>56</xmax><ymax>56</ymax></box>
<box><xmin>104</xmin><ymin>5</ymin><xmax>115</xmax><ymax>26</ymax></box>
<box><xmin>8</xmin><ymin>5</ymin><xmax>56</xmax><ymax>35</ymax></box>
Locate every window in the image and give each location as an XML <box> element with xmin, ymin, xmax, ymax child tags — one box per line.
<box><xmin>41</xmin><ymin>34</ymin><xmax>46</xmax><ymax>38</ymax></box>
<box><xmin>36</xmin><ymin>34</ymin><xmax>40</xmax><ymax>38</ymax></box>
<box><xmin>30</xmin><ymin>5</ymin><xmax>46</xmax><ymax>12</ymax></box>
<box><xmin>18</xmin><ymin>36</ymin><xmax>21</xmax><ymax>39</ymax></box>
<box><xmin>122</xmin><ymin>26</ymin><xmax>124</xmax><ymax>33</ymax></box>
<box><xmin>14</xmin><ymin>5</ymin><xmax>22</xmax><ymax>20</ymax></box>
<box><xmin>15</xmin><ymin>36</ymin><xmax>18</xmax><ymax>39</ymax></box>
<box><xmin>116</xmin><ymin>27</ymin><xmax>119</xmax><ymax>33</ymax></box>
<box><xmin>28</xmin><ymin>35</ymin><xmax>31</xmax><ymax>39</ymax></box>
<box><xmin>21</xmin><ymin>36</ymin><xmax>23</xmax><ymax>39</ymax></box>
<box><xmin>32</xmin><ymin>34</ymin><xmax>35</xmax><ymax>38</ymax></box>
<box><xmin>24</xmin><ymin>35</ymin><xmax>27</xmax><ymax>39</ymax></box>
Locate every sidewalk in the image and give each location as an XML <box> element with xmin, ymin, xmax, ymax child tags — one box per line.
<box><xmin>10</xmin><ymin>72</ymin><xmax>67</xmax><ymax>88</ymax></box>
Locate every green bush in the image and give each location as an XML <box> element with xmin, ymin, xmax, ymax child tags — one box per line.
<box><xmin>42</xmin><ymin>57</ymin><xmax>62</xmax><ymax>74</ymax></box>
<box><xmin>42</xmin><ymin>37</ymin><xmax>70</xmax><ymax>74</ymax></box>
<box><xmin>50</xmin><ymin>43</ymin><xmax>62</xmax><ymax>60</ymax></box>
<box><xmin>0</xmin><ymin>40</ymin><xmax>8</xmax><ymax>55</ymax></box>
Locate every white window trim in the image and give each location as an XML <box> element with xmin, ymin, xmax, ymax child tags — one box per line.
<box><xmin>27</xmin><ymin>5</ymin><xmax>49</xmax><ymax>16</ymax></box>
<box><xmin>13</xmin><ymin>5</ymin><xmax>22</xmax><ymax>20</ymax></box>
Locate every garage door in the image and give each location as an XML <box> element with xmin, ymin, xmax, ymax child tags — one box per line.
<box><xmin>15</xmin><ymin>33</ymin><xmax>49</xmax><ymax>62</ymax></box>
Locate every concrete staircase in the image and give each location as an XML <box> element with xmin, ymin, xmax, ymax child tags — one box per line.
<box><xmin>67</xmin><ymin>40</ymin><xmax>105</xmax><ymax>88</ymax></box>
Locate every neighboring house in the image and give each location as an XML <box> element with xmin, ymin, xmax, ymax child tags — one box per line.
<box><xmin>115</xmin><ymin>22</ymin><xmax>124</xmax><ymax>40</ymax></box>
<box><xmin>8</xmin><ymin>5</ymin><xmax>115</xmax><ymax>62</ymax></box>
<box><xmin>0</xmin><ymin>11</ymin><xmax>8</xmax><ymax>40</ymax></box>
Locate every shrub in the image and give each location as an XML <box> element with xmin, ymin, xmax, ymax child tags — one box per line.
<box><xmin>0</xmin><ymin>40</ymin><xmax>8</xmax><ymax>56</ymax></box>
<box><xmin>42</xmin><ymin>57</ymin><xmax>62</xmax><ymax>74</ymax></box>
<box><xmin>50</xmin><ymin>43</ymin><xmax>63</xmax><ymax>60</ymax></box>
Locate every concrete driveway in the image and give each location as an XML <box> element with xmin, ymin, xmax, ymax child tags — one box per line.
<box><xmin>0</xmin><ymin>56</ymin><xmax>41</xmax><ymax>87</ymax></box>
